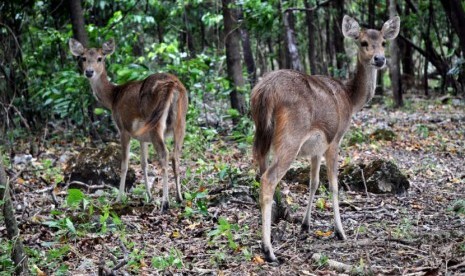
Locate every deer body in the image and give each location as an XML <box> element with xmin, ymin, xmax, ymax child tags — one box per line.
<box><xmin>69</xmin><ymin>39</ymin><xmax>188</xmax><ymax>210</ymax></box>
<box><xmin>251</xmin><ymin>16</ymin><xmax>400</xmax><ymax>262</ymax></box>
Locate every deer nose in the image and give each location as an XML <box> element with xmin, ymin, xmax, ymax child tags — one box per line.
<box><xmin>85</xmin><ymin>69</ymin><xmax>94</xmax><ymax>78</ymax></box>
<box><xmin>374</xmin><ymin>55</ymin><xmax>386</xmax><ymax>67</ymax></box>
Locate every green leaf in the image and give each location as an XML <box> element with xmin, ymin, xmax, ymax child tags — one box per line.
<box><xmin>65</xmin><ymin>218</ymin><xmax>76</xmax><ymax>234</ymax></box>
<box><xmin>67</xmin><ymin>189</ymin><xmax>84</xmax><ymax>207</ymax></box>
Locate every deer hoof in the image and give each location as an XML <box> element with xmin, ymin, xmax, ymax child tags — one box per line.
<box><xmin>262</xmin><ymin>244</ymin><xmax>278</xmax><ymax>263</ymax></box>
<box><xmin>161</xmin><ymin>201</ymin><xmax>169</xmax><ymax>213</ymax></box>
<box><xmin>335</xmin><ymin>229</ymin><xmax>347</xmax><ymax>240</ymax></box>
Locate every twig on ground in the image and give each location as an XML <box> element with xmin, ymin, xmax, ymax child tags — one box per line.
<box><xmin>360</xmin><ymin>168</ymin><xmax>369</xmax><ymax>198</ymax></box>
<box><xmin>312</xmin><ymin>252</ymin><xmax>353</xmax><ymax>273</ymax></box>
<box><xmin>98</xmin><ymin>238</ymin><xmax>129</xmax><ymax>276</ymax></box>
<box><xmin>39</xmin><ymin>177</ymin><xmax>59</xmax><ymax>205</ymax></box>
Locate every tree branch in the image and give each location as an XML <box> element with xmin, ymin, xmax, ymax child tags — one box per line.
<box><xmin>284</xmin><ymin>0</ymin><xmax>334</xmax><ymax>13</ymax></box>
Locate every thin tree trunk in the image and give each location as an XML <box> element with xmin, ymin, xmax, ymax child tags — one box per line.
<box><xmin>368</xmin><ymin>0</ymin><xmax>375</xmax><ymax>27</ymax></box>
<box><xmin>283</xmin><ymin>10</ymin><xmax>303</xmax><ymax>71</ymax></box>
<box><xmin>332</xmin><ymin>0</ymin><xmax>345</xmax><ymax>72</ymax></box>
<box><xmin>222</xmin><ymin>0</ymin><xmax>246</xmax><ymax>119</ymax></box>
<box><xmin>240</xmin><ymin>25</ymin><xmax>256</xmax><ymax>86</ymax></box>
<box><xmin>68</xmin><ymin>0</ymin><xmax>88</xmax><ymax>47</ymax></box>
<box><xmin>439</xmin><ymin>0</ymin><xmax>465</xmax><ymax>56</ymax></box>
<box><xmin>304</xmin><ymin>0</ymin><xmax>319</xmax><ymax>75</ymax></box>
<box><xmin>1</xmin><ymin>157</ymin><xmax>28</xmax><ymax>274</ymax></box>
<box><xmin>389</xmin><ymin>0</ymin><xmax>402</xmax><ymax>107</ymax></box>
<box><xmin>400</xmin><ymin>4</ymin><xmax>414</xmax><ymax>90</ymax></box>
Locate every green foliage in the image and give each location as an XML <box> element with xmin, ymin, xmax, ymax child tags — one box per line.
<box><xmin>0</xmin><ymin>240</ymin><xmax>15</xmax><ymax>275</ymax></box>
<box><xmin>208</xmin><ymin>217</ymin><xmax>251</xmax><ymax>262</ymax></box>
<box><xmin>183</xmin><ymin>189</ymin><xmax>209</xmax><ymax>217</ymax></box>
<box><xmin>151</xmin><ymin>248</ymin><xmax>184</xmax><ymax>270</ymax></box>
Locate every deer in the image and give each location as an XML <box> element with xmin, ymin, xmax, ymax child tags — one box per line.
<box><xmin>69</xmin><ymin>38</ymin><xmax>188</xmax><ymax>212</ymax></box>
<box><xmin>251</xmin><ymin>15</ymin><xmax>400</xmax><ymax>262</ymax></box>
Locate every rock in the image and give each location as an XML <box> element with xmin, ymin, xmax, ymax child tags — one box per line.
<box><xmin>284</xmin><ymin>159</ymin><xmax>409</xmax><ymax>195</ymax></box>
<box><xmin>13</xmin><ymin>154</ymin><xmax>32</xmax><ymax>165</ymax></box>
<box><xmin>370</xmin><ymin>128</ymin><xmax>396</xmax><ymax>141</ymax></box>
<box><xmin>64</xmin><ymin>143</ymin><xmax>136</xmax><ymax>190</ymax></box>
<box><xmin>341</xmin><ymin>159</ymin><xmax>409</xmax><ymax>195</ymax></box>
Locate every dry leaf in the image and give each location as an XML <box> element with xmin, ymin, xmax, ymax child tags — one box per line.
<box><xmin>315</xmin><ymin>230</ymin><xmax>333</xmax><ymax>237</ymax></box>
<box><xmin>252</xmin><ymin>255</ymin><xmax>265</xmax><ymax>264</ymax></box>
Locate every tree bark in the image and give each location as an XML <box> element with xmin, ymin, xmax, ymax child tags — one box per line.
<box><xmin>283</xmin><ymin>10</ymin><xmax>303</xmax><ymax>71</ymax></box>
<box><xmin>239</xmin><ymin>15</ymin><xmax>256</xmax><ymax>86</ymax></box>
<box><xmin>304</xmin><ymin>0</ymin><xmax>319</xmax><ymax>75</ymax></box>
<box><xmin>332</xmin><ymin>0</ymin><xmax>345</xmax><ymax>71</ymax></box>
<box><xmin>439</xmin><ymin>0</ymin><xmax>465</xmax><ymax>56</ymax></box>
<box><xmin>222</xmin><ymin>0</ymin><xmax>246</xmax><ymax>118</ymax></box>
<box><xmin>68</xmin><ymin>0</ymin><xmax>88</xmax><ymax>47</ymax></box>
<box><xmin>388</xmin><ymin>0</ymin><xmax>402</xmax><ymax>107</ymax></box>
<box><xmin>1</xmin><ymin>156</ymin><xmax>28</xmax><ymax>274</ymax></box>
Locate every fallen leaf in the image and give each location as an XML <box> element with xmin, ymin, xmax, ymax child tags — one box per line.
<box><xmin>171</xmin><ymin>230</ymin><xmax>181</xmax><ymax>238</ymax></box>
<box><xmin>315</xmin><ymin>230</ymin><xmax>333</xmax><ymax>237</ymax></box>
<box><xmin>33</xmin><ymin>264</ymin><xmax>47</xmax><ymax>276</ymax></box>
<box><xmin>252</xmin><ymin>255</ymin><xmax>265</xmax><ymax>264</ymax></box>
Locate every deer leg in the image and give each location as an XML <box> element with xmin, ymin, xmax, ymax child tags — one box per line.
<box><xmin>325</xmin><ymin>145</ymin><xmax>347</xmax><ymax>240</ymax></box>
<box><xmin>260</xmin><ymin>142</ymin><xmax>300</xmax><ymax>262</ymax></box>
<box><xmin>117</xmin><ymin>132</ymin><xmax>131</xmax><ymax>202</ymax></box>
<box><xmin>140</xmin><ymin>142</ymin><xmax>152</xmax><ymax>200</ymax></box>
<box><xmin>301</xmin><ymin>155</ymin><xmax>322</xmax><ymax>233</ymax></box>
<box><xmin>152</xmin><ymin>135</ymin><xmax>169</xmax><ymax>213</ymax></box>
<box><xmin>257</xmin><ymin>152</ymin><xmax>269</xmax><ymax>176</ymax></box>
<box><xmin>172</xmin><ymin>126</ymin><xmax>185</xmax><ymax>203</ymax></box>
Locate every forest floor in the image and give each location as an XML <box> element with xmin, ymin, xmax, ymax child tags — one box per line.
<box><xmin>2</xmin><ymin>97</ymin><xmax>465</xmax><ymax>275</ymax></box>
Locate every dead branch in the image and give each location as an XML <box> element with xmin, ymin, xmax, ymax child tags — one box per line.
<box><xmin>98</xmin><ymin>238</ymin><xmax>129</xmax><ymax>276</ymax></box>
<box><xmin>311</xmin><ymin>253</ymin><xmax>353</xmax><ymax>273</ymax></box>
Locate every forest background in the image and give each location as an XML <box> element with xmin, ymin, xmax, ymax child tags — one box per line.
<box><xmin>1</xmin><ymin>0</ymin><xmax>465</xmax><ymax>274</ymax></box>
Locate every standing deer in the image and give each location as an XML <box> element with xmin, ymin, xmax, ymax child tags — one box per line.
<box><xmin>69</xmin><ymin>38</ymin><xmax>188</xmax><ymax>211</ymax></box>
<box><xmin>251</xmin><ymin>15</ymin><xmax>400</xmax><ymax>262</ymax></box>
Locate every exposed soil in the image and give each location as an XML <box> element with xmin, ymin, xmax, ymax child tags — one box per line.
<box><xmin>2</xmin><ymin>98</ymin><xmax>465</xmax><ymax>275</ymax></box>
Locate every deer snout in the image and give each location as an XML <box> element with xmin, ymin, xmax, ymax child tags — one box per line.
<box><xmin>85</xmin><ymin>69</ymin><xmax>94</xmax><ymax>78</ymax></box>
<box><xmin>373</xmin><ymin>55</ymin><xmax>386</xmax><ymax>68</ymax></box>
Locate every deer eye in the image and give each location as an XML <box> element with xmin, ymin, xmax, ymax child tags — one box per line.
<box><xmin>81</xmin><ymin>57</ymin><xmax>87</xmax><ymax>62</ymax></box>
<box><xmin>382</xmin><ymin>41</ymin><xmax>386</xmax><ymax>47</ymax></box>
<box><xmin>97</xmin><ymin>57</ymin><xmax>102</xmax><ymax>62</ymax></box>
<box><xmin>361</xmin><ymin>41</ymin><xmax>368</xmax><ymax>48</ymax></box>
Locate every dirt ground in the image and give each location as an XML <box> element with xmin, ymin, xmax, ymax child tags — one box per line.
<box><xmin>3</xmin><ymin>98</ymin><xmax>465</xmax><ymax>275</ymax></box>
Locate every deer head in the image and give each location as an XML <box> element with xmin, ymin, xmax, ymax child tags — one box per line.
<box><xmin>69</xmin><ymin>38</ymin><xmax>115</xmax><ymax>79</ymax></box>
<box><xmin>342</xmin><ymin>15</ymin><xmax>400</xmax><ymax>69</ymax></box>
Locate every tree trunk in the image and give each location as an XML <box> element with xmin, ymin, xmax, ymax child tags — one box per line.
<box><xmin>368</xmin><ymin>0</ymin><xmax>375</xmax><ymax>28</ymax></box>
<box><xmin>222</xmin><ymin>0</ymin><xmax>246</xmax><ymax>119</ymax></box>
<box><xmin>0</xmin><ymin>156</ymin><xmax>28</xmax><ymax>274</ymax></box>
<box><xmin>240</xmin><ymin>25</ymin><xmax>256</xmax><ymax>86</ymax></box>
<box><xmin>399</xmin><ymin>4</ymin><xmax>414</xmax><ymax>90</ymax></box>
<box><xmin>439</xmin><ymin>0</ymin><xmax>465</xmax><ymax>56</ymax></box>
<box><xmin>304</xmin><ymin>0</ymin><xmax>319</xmax><ymax>75</ymax></box>
<box><xmin>283</xmin><ymin>10</ymin><xmax>303</xmax><ymax>71</ymax></box>
<box><xmin>332</xmin><ymin>0</ymin><xmax>345</xmax><ymax>72</ymax></box>
<box><xmin>68</xmin><ymin>0</ymin><xmax>88</xmax><ymax>47</ymax></box>
<box><xmin>389</xmin><ymin>0</ymin><xmax>402</xmax><ymax>107</ymax></box>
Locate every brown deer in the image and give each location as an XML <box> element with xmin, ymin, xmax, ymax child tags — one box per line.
<box><xmin>251</xmin><ymin>15</ymin><xmax>400</xmax><ymax>262</ymax></box>
<box><xmin>69</xmin><ymin>38</ymin><xmax>188</xmax><ymax>211</ymax></box>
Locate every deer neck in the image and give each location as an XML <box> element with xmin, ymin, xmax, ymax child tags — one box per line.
<box><xmin>88</xmin><ymin>70</ymin><xmax>116</xmax><ymax>110</ymax></box>
<box><xmin>347</xmin><ymin>58</ymin><xmax>377</xmax><ymax>114</ymax></box>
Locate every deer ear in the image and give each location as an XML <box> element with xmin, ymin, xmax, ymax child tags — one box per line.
<box><xmin>342</xmin><ymin>15</ymin><xmax>360</xmax><ymax>39</ymax></box>
<box><xmin>102</xmin><ymin>39</ymin><xmax>115</xmax><ymax>55</ymax></box>
<box><xmin>69</xmin><ymin>38</ymin><xmax>85</xmax><ymax>56</ymax></box>
<box><xmin>381</xmin><ymin>16</ymin><xmax>400</xmax><ymax>40</ymax></box>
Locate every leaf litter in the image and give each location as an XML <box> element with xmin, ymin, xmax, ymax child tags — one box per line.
<box><xmin>2</xmin><ymin>99</ymin><xmax>465</xmax><ymax>275</ymax></box>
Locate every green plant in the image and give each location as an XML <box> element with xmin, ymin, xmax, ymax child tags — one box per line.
<box><xmin>151</xmin><ymin>248</ymin><xmax>183</xmax><ymax>270</ymax></box>
<box><xmin>183</xmin><ymin>189</ymin><xmax>209</xmax><ymax>217</ymax></box>
<box><xmin>392</xmin><ymin>218</ymin><xmax>413</xmax><ymax>239</ymax></box>
<box><xmin>0</xmin><ymin>240</ymin><xmax>15</xmax><ymax>275</ymax></box>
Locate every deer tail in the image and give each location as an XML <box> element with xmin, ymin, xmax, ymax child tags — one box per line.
<box><xmin>136</xmin><ymin>80</ymin><xmax>176</xmax><ymax>136</ymax></box>
<box><xmin>251</xmin><ymin>85</ymin><xmax>275</xmax><ymax>164</ymax></box>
